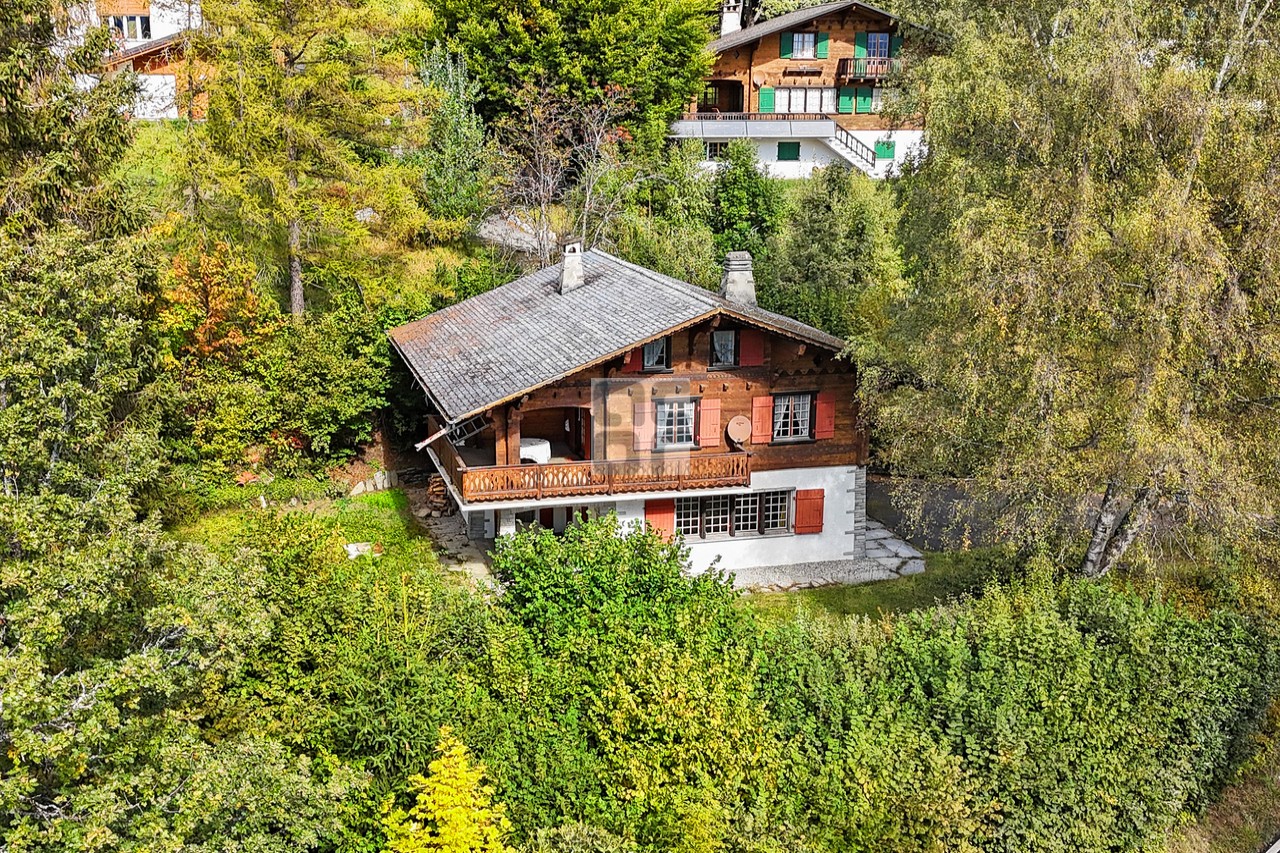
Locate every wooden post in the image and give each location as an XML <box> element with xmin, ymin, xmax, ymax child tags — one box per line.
<box><xmin>507</xmin><ymin>409</ymin><xmax>523</xmax><ymax>466</ymax></box>
<box><xmin>491</xmin><ymin>408</ymin><xmax>508</xmax><ymax>467</ymax></box>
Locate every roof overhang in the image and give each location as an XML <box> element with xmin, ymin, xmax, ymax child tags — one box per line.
<box><xmin>392</xmin><ymin>305</ymin><xmax>849</xmax><ymax>427</ymax></box>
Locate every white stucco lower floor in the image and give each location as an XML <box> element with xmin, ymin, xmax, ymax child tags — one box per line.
<box><xmin>455</xmin><ymin>463</ymin><xmax>925</xmax><ymax>590</ymax></box>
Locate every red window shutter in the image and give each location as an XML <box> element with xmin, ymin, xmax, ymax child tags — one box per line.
<box><xmin>645</xmin><ymin>498</ymin><xmax>676</xmax><ymax>542</ymax></box>
<box><xmin>751</xmin><ymin>396</ymin><xmax>774</xmax><ymax>444</ymax></box>
<box><xmin>621</xmin><ymin>348</ymin><xmax>643</xmax><ymax>373</ymax></box>
<box><xmin>634</xmin><ymin>401</ymin><xmax>656</xmax><ymax>451</ymax></box>
<box><xmin>815</xmin><ymin>391</ymin><xmax>836</xmax><ymax>440</ymax></box>
<box><xmin>698</xmin><ymin>398</ymin><xmax>721</xmax><ymax>447</ymax></box>
<box><xmin>794</xmin><ymin>488</ymin><xmax>825</xmax><ymax>534</ymax></box>
<box><xmin>739</xmin><ymin>329</ymin><xmax>766</xmax><ymax>366</ymax></box>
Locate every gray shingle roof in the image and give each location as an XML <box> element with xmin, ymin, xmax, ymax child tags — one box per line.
<box><xmin>711</xmin><ymin>0</ymin><xmax>898</xmax><ymax>54</ymax></box>
<box><xmin>388</xmin><ymin>249</ymin><xmax>848</xmax><ymax>422</ymax></box>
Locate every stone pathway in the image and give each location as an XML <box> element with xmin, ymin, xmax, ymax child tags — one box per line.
<box><xmin>402</xmin><ymin>486</ymin><xmax>497</xmax><ymax>592</ymax></box>
<box><xmin>732</xmin><ymin>520</ymin><xmax>924</xmax><ymax>593</ymax></box>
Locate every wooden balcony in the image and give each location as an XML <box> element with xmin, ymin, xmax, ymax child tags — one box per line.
<box><xmin>427</xmin><ymin>431</ymin><xmax>750</xmax><ymax>503</ymax></box>
<box><xmin>837</xmin><ymin>57</ymin><xmax>903</xmax><ymax>79</ymax></box>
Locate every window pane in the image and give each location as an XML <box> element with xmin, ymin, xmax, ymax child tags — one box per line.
<box><xmin>868</xmin><ymin>33</ymin><xmax>890</xmax><ymax>58</ymax></box>
<box><xmin>712</xmin><ymin>330</ymin><xmax>736</xmax><ymax>366</ymax></box>
<box><xmin>821</xmin><ymin>87</ymin><xmax>837</xmax><ymax>113</ymax></box>
<box><xmin>704</xmin><ymin>496</ymin><xmax>731</xmax><ymax>535</ymax></box>
<box><xmin>141</xmin><ymin>16</ymin><xmax>151</xmax><ymax>38</ymax></box>
<box><xmin>643</xmin><ymin>338</ymin><xmax>667</xmax><ymax>369</ymax></box>
<box><xmin>676</xmin><ymin>498</ymin><xmax>701</xmax><ymax>536</ymax></box>
<box><xmin>657</xmin><ymin>401</ymin><xmax>695</xmax><ymax>447</ymax></box>
<box><xmin>773</xmin><ymin>392</ymin><xmax>813</xmax><ymax>439</ymax></box>
<box><xmin>794</xmin><ymin>32</ymin><xmax>816</xmax><ymax>58</ymax></box>
<box><xmin>126</xmin><ymin>16</ymin><xmax>139</xmax><ymax>38</ymax></box>
<box><xmin>762</xmin><ymin>491</ymin><xmax>790</xmax><ymax>531</ymax></box>
<box><xmin>733</xmin><ymin>494</ymin><xmax>759</xmax><ymax>534</ymax></box>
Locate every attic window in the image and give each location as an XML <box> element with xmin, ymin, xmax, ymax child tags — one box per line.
<box><xmin>711</xmin><ymin>330</ymin><xmax>738</xmax><ymax>368</ymax></box>
<box><xmin>642</xmin><ymin>337</ymin><xmax>670</xmax><ymax>371</ymax></box>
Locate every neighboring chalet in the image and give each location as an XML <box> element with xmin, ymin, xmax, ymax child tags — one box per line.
<box><xmin>69</xmin><ymin>0</ymin><xmax>206</xmax><ymax>119</ymax></box>
<box><xmin>389</xmin><ymin>245</ymin><xmax>871</xmax><ymax>574</ymax></box>
<box><xmin>671</xmin><ymin>0</ymin><xmax>923</xmax><ymax>178</ymax></box>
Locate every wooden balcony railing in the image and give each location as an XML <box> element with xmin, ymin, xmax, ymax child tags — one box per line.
<box><xmin>837</xmin><ymin>57</ymin><xmax>903</xmax><ymax>79</ymax></box>
<box><xmin>424</xmin><ymin>416</ymin><xmax>751</xmax><ymax>503</ymax></box>
<box><xmin>460</xmin><ymin>453</ymin><xmax>751</xmax><ymax>503</ymax></box>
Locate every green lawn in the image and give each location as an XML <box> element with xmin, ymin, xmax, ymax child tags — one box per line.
<box><xmin>172</xmin><ymin>488</ymin><xmax>444</xmax><ymax>576</ymax></box>
<box><xmin>749</xmin><ymin>547</ymin><xmax>1017</xmax><ymax>621</ymax></box>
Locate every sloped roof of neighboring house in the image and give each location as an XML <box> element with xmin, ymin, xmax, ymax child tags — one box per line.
<box><xmin>711</xmin><ymin>0</ymin><xmax>899</xmax><ymax>54</ymax></box>
<box><xmin>389</xmin><ymin>249</ymin><xmax>848</xmax><ymax>423</ymax></box>
<box><xmin>103</xmin><ymin>31</ymin><xmax>187</xmax><ymax>69</ymax></box>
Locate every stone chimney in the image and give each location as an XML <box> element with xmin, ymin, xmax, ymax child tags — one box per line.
<box><xmin>720</xmin><ymin>0</ymin><xmax>742</xmax><ymax>36</ymax></box>
<box><xmin>559</xmin><ymin>238</ymin><xmax>584</xmax><ymax>294</ymax></box>
<box><xmin>720</xmin><ymin>251</ymin><xmax>756</xmax><ymax>305</ymax></box>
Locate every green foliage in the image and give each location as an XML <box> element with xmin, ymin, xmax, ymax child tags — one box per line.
<box><xmin>415</xmin><ymin>45</ymin><xmax>499</xmax><ymax>238</ymax></box>
<box><xmin>0</xmin><ymin>0</ymin><xmax>136</xmax><ymax>236</ymax></box>
<box><xmin>876</xmin><ymin>0</ymin><xmax>1280</xmax><ymax>573</ymax></box>
<box><xmin>433</xmin><ymin>0</ymin><xmax>716</xmax><ymax>152</ymax></box>
<box><xmin>383</xmin><ymin>727</ymin><xmax>514</xmax><ymax>853</ymax></box>
<box><xmin>708</xmin><ymin>141</ymin><xmax>785</xmax><ymax>259</ymax></box>
<box><xmin>759</xmin><ymin>165</ymin><xmax>905</xmax><ymax>340</ymax></box>
<box><xmin>524</xmin><ymin>824</ymin><xmax>638</xmax><ymax>853</ymax></box>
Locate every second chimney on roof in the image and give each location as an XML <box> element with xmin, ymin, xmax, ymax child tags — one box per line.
<box><xmin>559</xmin><ymin>238</ymin><xmax>584</xmax><ymax>294</ymax></box>
<box><xmin>720</xmin><ymin>251</ymin><xmax>756</xmax><ymax>306</ymax></box>
<box><xmin>720</xmin><ymin>0</ymin><xmax>743</xmax><ymax>36</ymax></box>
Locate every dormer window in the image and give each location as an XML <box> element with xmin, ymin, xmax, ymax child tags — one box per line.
<box><xmin>107</xmin><ymin>14</ymin><xmax>152</xmax><ymax>40</ymax></box>
<box><xmin>642</xmin><ymin>337</ymin><xmax>670</xmax><ymax>371</ymax></box>
<box><xmin>792</xmin><ymin>32</ymin><xmax>816</xmax><ymax>59</ymax></box>
<box><xmin>711</xmin><ymin>329</ymin><xmax>738</xmax><ymax>368</ymax></box>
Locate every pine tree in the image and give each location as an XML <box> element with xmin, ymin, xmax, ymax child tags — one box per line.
<box><xmin>382</xmin><ymin>727</ymin><xmax>514</xmax><ymax>853</ymax></box>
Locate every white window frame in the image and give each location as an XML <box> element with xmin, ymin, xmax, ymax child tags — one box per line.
<box><xmin>793</xmin><ymin>32</ymin><xmax>817</xmax><ymax>59</ymax></box>
<box><xmin>772</xmin><ymin>392</ymin><xmax>814</xmax><ymax>441</ymax></box>
<box><xmin>655</xmin><ymin>399</ymin><xmax>696</xmax><ymax>449</ymax></box>
<box><xmin>867</xmin><ymin>32</ymin><xmax>890</xmax><ymax>58</ymax></box>
<box><xmin>108</xmin><ymin>14</ymin><xmax>151</xmax><ymax>40</ymax></box>
<box><xmin>676</xmin><ymin>491</ymin><xmax>793</xmax><ymax>540</ymax></box>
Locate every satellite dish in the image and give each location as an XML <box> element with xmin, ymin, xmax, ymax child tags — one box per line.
<box><xmin>726</xmin><ymin>415</ymin><xmax>752</xmax><ymax>445</ymax></box>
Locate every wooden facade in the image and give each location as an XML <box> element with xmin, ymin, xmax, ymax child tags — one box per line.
<box><xmin>427</xmin><ymin>316</ymin><xmax>866</xmax><ymax>504</ymax></box>
<box><xmin>692</xmin><ymin>6</ymin><xmax>921</xmax><ymax>132</ymax></box>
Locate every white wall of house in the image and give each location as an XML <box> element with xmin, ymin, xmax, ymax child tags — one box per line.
<box><xmin>617</xmin><ymin>464</ymin><xmax>865</xmax><ymax>574</ymax></box>
<box><xmin>686</xmin><ymin>130</ymin><xmax>926</xmax><ymax>179</ymax></box>
<box><xmin>134</xmin><ymin>73</ymin><xmax>178</xmax><ymax>119</ymax></box>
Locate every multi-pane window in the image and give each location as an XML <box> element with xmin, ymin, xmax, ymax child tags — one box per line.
<box><xmin>675</xmin><ymin>491</ymin><xmax>791</xmax><ymax>539</ymax></box>
<box><xmin>732</xmin><ymin>493</ymin><xmax>760</xmax><ymax>532</ymax></box>
<box><xmin>762</xmin><ymin>491</ymin><xmax>790</xmax><ymax>532</ymax></box>
<box><xmin>867</xmin><ymin>32</ymin><xmax>891</xmax><ymax>58</ymax></box>
<box><xmin>705</xmin><ymin>141</ymin><xmax>730</xmax><ymax>160</ymax></box>
<box><xmin>711</xmin><ymin>330</ymin><xmax>737</xmax><ymax>367</ymax></box>
<box><xmin>793</xmin><ymin>32</ymin><xmax>817</xmax><ymax>58</ymax></box>
<box><xmin>703</xmin><ymin>496</ymin><xmax>731</xmax><ymax>536</ymax></box>
<box><xmin>107</xmin><ymin>14</ymin><xmax>151</xmax><ymax>40</ymax></box>
<box><xmin>642</xmin><ymin>337</ymin><xmax>669</xmax><ymax>370</ymax></box>
<box><xmin>676</xmin><ymin>498</ymin><xmax>701</xmax><ymax>536</ymax></box>
<box><xmin>774</xmin><ymin>87</ymin><xmax>836</xmax><ymax>114</ymax></box>
<box><xmin>772</xmin><ymin>392</ymin><xmax>814</xmax><ymax>441</ymax></box>
<box><xmin>656</xmin><ymin>400</ymin><xmax>696</xmax><ymax>448</ymax></box>
<box><xmin>698</xmin><ymin>86</ymin><xmax>720</xmax><ymax>110</ymax></box>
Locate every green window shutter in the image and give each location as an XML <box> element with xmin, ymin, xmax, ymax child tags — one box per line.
<box><xmin>777</xmin><ymin>141</ymin><xmax>801</xmax><ymax>161</ymax></box>
<box><xmin>837</xmin><ymin>86</ymin><xmax>855</xmax><ymax>114</ymax></box>
<box><xmin>889</xmin><ymin>35</ymin><xmax>904</xmax><ymax>57</ymax></box>
<box><xmin>758</xmin><ymin>87</ymin><xmax>775</xmax><ymax>113</ymax></box>
<box><xmin>815</xmin><ymin>32</ymin><xmax>829</xmax><ymax>58</ymax></box>
<box><xmin>874</xmin><ymin>139</ymin><xmax>896</xmax><ymax>160</ymax></box>
<box><xmin>854</xmin><ymin>31</ymin><xmax>868</xmax><ymax>58</ymax></box>
<box><xmin>779</xmin><ymin>32</ymin><xmax>793</xmax><ymax>58</ymax></box>
<box><xmin>855</xmin><ymin>86</ymin><xmax>873</xmax><ymax>114</ymax></box>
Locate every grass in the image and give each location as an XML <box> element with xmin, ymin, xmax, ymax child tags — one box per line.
<box><xmin>749</xmin><ymin>546</ymin><xmax>1017</xmax><ymax>622</ymax></box>
<box><xmin>1167</xmin><ymin>737</ymin><xmax>1280</xmax><ymax>853</ymax></box>
<box><xmin>172</xmin><ymin>488</ymin><xmax>444</xmax><ymax>577</ymax></box>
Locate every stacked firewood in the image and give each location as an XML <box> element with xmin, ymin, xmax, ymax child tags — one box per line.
<box><xmin>418</xmin><ymin>475</ymin><xmax>456</xmax><ymax>517</ymax></box>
